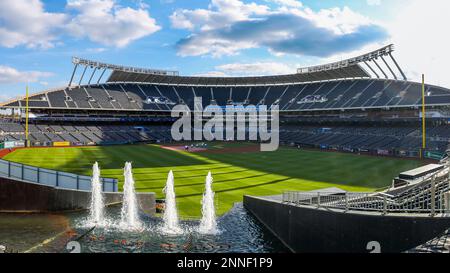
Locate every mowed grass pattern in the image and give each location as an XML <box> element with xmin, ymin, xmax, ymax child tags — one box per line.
<box><xmin>4</xmin><ymin>143</ymin><xmax>423</xmax><ymax>217</ymax></box>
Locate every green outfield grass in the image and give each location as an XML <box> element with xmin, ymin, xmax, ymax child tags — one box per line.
<box><xmin>3</xmin><ymin>143</ymin><xmax>423</xmax><ymax>218</ymax></box>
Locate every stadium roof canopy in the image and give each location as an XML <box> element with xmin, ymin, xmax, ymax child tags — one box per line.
<box><xmin>69</xmin><ymin>44</ymin><xmax>406</xmax><ymax>87</ymax></box>
<box><xmin>107</xmin><ymin>64</ymin><xmax>368</xmax><ymax>85</ymax></box>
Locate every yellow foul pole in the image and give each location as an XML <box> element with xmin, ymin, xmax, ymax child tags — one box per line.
<box><xmin>421</xmin><ymin>74</ymin><xmax>426</xmax><ymax>154</ymax></box>
<box><xmin>25</xmin><ymin>85</ymin><xmax>30</xmax><ymax>146</ymax></box>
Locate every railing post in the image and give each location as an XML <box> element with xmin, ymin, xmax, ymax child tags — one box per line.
<box><xmin>7</xmin><ymin>161</ymin><xmax>10</xmax><ymax>177</ymax></box>
<box><xmin>56</xmin><ymin>171</ymin><xmax>59</xmax><ymax>187</ymax></box>
<box><xmin>76</xmin><ymin>175</ymin><xmax>80</xmax><ymax>190</ymax></box>
<box><xmin>21</xmin><ymin>164</ymin><xmax>24</xmax><ymax>180</ymax></box>
<box><xmin>37</xmin><ymin>167</ymin><xmax>40</xmax><ymax>184</ymax></box>
<box><xmin>445</xmin><ymin>192</ymin><xmax>450</xmax><ymax>214</ymax></box>
<box><xmin>345</xmin><ymin>193</ymin><xmax>349</xmax><ymax>212</ymax></box>
<box><xmin>383</xmin><ymin>195</ymin><xmax>387</xmax><ymax>215</ymax></box>
<box><xmin>317</xmin><ymin>192</ymin><xmax>321</xmax><ymax>208</ymax></box>
<box><xmin>431</xmin><ymin>175</ymin><xmax>436</xmax><ymax>217</ymax></box>
<box><xmin>102</xmin><ymin>179</ymin><xmax>105</xmax><ymax>192</ymax></box>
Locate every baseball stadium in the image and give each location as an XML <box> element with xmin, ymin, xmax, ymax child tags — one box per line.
<box><xmin>1</xmin><ymin>44</ymin><xmax>450</xmax><ymax>253</ymax></box>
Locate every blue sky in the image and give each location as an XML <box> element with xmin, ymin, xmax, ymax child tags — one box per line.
<box><xmin>0</xmin><ymin>0</ymin><xmax>448</xmax><ymax>101</ymax></box>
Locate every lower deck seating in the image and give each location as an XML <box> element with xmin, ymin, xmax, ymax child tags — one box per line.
<box><xmin>0</xmin><ymin>121</ymin><xmax>448</xmax><ymax>154</ymax></box>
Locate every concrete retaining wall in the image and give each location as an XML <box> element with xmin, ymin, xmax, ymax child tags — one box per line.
<box><xmin>244</xmin><ymin>195</ymin><xmax>450</xmax><ymax>253</ymax></box>
<box><xmin>0</xmin><ymin>176</ymin><xmax>155</xmax><ymax>215</ymax></box>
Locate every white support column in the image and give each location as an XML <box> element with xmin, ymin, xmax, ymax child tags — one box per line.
<box><xmin>68</xmin><ymin>63</ymin><xmax>79</xmax><ymax>88</ymax></box>
<box><xmin>363</xmin><ymin>61</ymin><xmax>380</xmax><ymax>78</ymax></box>
<box><xmin>372</xmin><ymin>59</ymin><xmax>389</xmax><ymax>79</ymax></box>
<box><xmin>97</xmin><ymin>68</ymin><xmax>107</xmax><ymax>84</ymax></box>
<box><xmin>389</xmin><ymin>53</ymin><xmax>407</xmax><ymax>81</ymax></box>
<box><xmin>380</xmin><ymin>55</ymin><xmax>398</xmax><ymax>80</ymax></box>
<box><xmin>88</xmin><ymin>68</ymin><xmax>98</xmax><ymax>86</ymax></box>
<box><xmin>445</xmin><ymin>192</ymin><xmax>450</xmax><ymax>213</ymax></box>
<box><xmin>431</xmin><ymin>175</ymin><xmax>436</xmax><ymax>217</ymax></box>
<box><xmin>78</xmin><ymin>66</ymin><xmax>88</xmax><ymax>86</ymax></box>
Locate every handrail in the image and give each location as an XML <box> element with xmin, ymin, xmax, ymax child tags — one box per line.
<box><xmin>0</xmin><ymin>158</ymin><xmax>118</xmax><ymax>192</ymax></box>
<box><xmin>283</xmin><ymin>171</ymin><xmax>450</xmax><ymax>215</ymax></box>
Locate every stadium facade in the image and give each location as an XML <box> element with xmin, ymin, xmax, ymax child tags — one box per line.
<box><xmin>1</xmin><ymin>44</ymin><xmax>450</xmax><ymax>253</ymax></box>
<box><xmin>0</xmin><ymin>44</ymin><xmax>450</xmax><ymax>158</ymax></box>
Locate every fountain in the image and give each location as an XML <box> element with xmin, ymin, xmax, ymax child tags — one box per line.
<box><xmin>120</xmin><ymin>162</ymin><xmax>142</xmax><ymax>229</ymax></box>
<box><xmin>161</xmin><ymin>170</ymin><xmax>183</xmax><ymax>234</ymax></box>
<box><xmin>199</xmin><ymin>172</ymin><xmax>218</xmax><ymax>234</ymax></box>
<box><xmin>89</xmin><ymin>162</ymin><xmax>105</xmax><ymax>226</ymax></box>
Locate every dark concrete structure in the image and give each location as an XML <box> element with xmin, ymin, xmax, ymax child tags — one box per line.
<box><xmin>0</xmin><ymin>176</ymin><xmax>155</xmax><ymax>215</ymax></box>
<box><xmin>244</xmin><ymin>195</ymin><xmax>450</xmax><ymax>253</ymax></box>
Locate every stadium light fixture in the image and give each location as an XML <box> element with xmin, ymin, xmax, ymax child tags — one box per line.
<box><xmin>297</xmin><ymin>44</ymin><xmax>395</xmax><ymax>74</ymax></box>
<box><xmin>297</xmin><ymin>44</ymin><xmax>407</xmax><ymax>82</ymax></box>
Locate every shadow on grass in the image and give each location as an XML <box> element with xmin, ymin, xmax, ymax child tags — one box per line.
<box><xmin>175</xmin><ymin>177</ymin><xmax>292</xmax><ymax>198</ymax></box>
<box><xmin>136</xmin><ymin>172</ymin><xmax>269</xmax><ymax>191</ymax></box>
<box><xmin>54</xmin><ymin>144</ymin><xmax>209</xmax><ymax>175</ymax></box>
<box><xmin>191</xmin><ymin>146</ymin><xmax>423</xmax><ymax>189</ymax></box>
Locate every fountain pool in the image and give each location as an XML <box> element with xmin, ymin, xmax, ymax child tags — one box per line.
<box><xmin>0</xmin><ymin>204</ymin><xmax>289</xmax><ymax>253</ymax></box>
<box><xmin>75</xmin><ymin>204</ymin><xmax>287</xmax><ymax>253</ymax></box>
<box><xmin>0</xmin><ymin>164</ymin><xmax>288</xmax><ymax>253</ymax></box>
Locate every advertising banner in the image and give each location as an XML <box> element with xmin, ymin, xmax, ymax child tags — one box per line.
<box><xmin>377</xmin><ymin>149</ymin><xmax>390</xmax><ymax>156</ymax></box>
<box><xmin>4</xmin><ymin>141</ymin><xmax>24</xmax><ymax>149</ymax></box>
<box><xmin>53</xmin><ymin>141</ymin><xmax>71</xmax><ymax>147</ymax></box>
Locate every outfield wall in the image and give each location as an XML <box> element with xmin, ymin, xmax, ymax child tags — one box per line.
<box><xmin>244</xmin><ymin>195</ymin><xmax>450</xmax><ymax>253</ymax></box>
<box><xmin>0</xmin><ymin>176</ymin><xmax>156</xmax><ymax>215</ymax></box>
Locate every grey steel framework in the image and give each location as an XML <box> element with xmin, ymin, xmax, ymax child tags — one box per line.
<box><xmin>298</xmin><ymin>44</ymin><xmax>407</xmax><ymax>81</ymax></box>
<box><xmin>68</xmin><ymin>44</ymin><xmax>405</xmax><ymax>86</ymax></box>
<box><xmin>69</xmin><ymin>57</ymin><xmax>180</xmax><ymax>87</ymax></box>
<box><xmin>283</xmin><ymin>163</ymin><xmax>450</xmax><ymax>215</ymax></box>
<box><xmin>2</xmin><ymin>44</ymin><xmax>449</xmax><ymax>112</ymax></box>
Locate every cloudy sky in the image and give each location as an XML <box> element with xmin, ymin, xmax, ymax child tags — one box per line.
<box><xmin>0</xmin><ymin>0</ymin><xmax>449</xmax><ymax>101</ymax></box>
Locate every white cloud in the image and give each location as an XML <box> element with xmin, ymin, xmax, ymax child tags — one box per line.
<box><xmin>0</xmin><ymin>65</ymin><xmax>53</xmax><ymax>84</ymax></box>
<box><xmin>0</xmin><ymin>0</ymin><xmax>67</xmax><ymax>48</ymax></box>
<box><xmin>266</xmin><ymin>0</ymin><xmax>302</xmax><ymax>8</ymax></box>
<box><xmin>193</xmin><ymin>71</ymin><xmax>229</xmax><ymax>77</ymax></box>
<box><xmin>170</xmin><ymin>0</ymin><xmax>270</xmax><ymax>31</ymax></box>
<box><xmin>216</xmin><ymin>62</ymin><xmax>295</xmax><ymax>76</ymax></box>
<box><xmin>66</xmin><ymin>0</ymin><xmax>161</xmax><ymax>48</ymax></box>
<box><xmin>172</xmin><ymin>0</ymin><xmax>387</xmax><ymax>58</ymax></box>
<box><xmin>367</xmin><ymin>0</ymin><xmax>381</xmax><ymax>6</ymax></box>
<box><xmin>302</xmin><ymin>6</ymin><xmax>373</xmax><ymax>35</ymax></box>
<box><xmin>388</xmin><ymin>0</ymin><xmax>450</xmax><ymax>88</ymax></box>
<box><xmin>0</xmin><ymin>0</ymin><xmax>160</xmax><ymax>49</ymax></box>
<box><xmin>195</xmin><ymin>62</ymin><xmax>295</xmax><ymax>77</ymax></box>
<box><xmin>0</xmin><ymin>94</ymin><xmax>14</xmax><ymax>102</ymax></box>
<box><xmin>86</xmin><ymin>47</ymin><xmax>108</xmax><ymax>53</ymax></box>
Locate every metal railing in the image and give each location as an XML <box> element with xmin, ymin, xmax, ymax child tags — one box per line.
<box><xmin>283</xmin><ymin>173</ymin><xmax>450</xmax><ymax>215</ymax></box>
<box><xmin>0</xmin><ymin>159</ymin><xmax>118</xmax><ymax>192</ymax></box>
